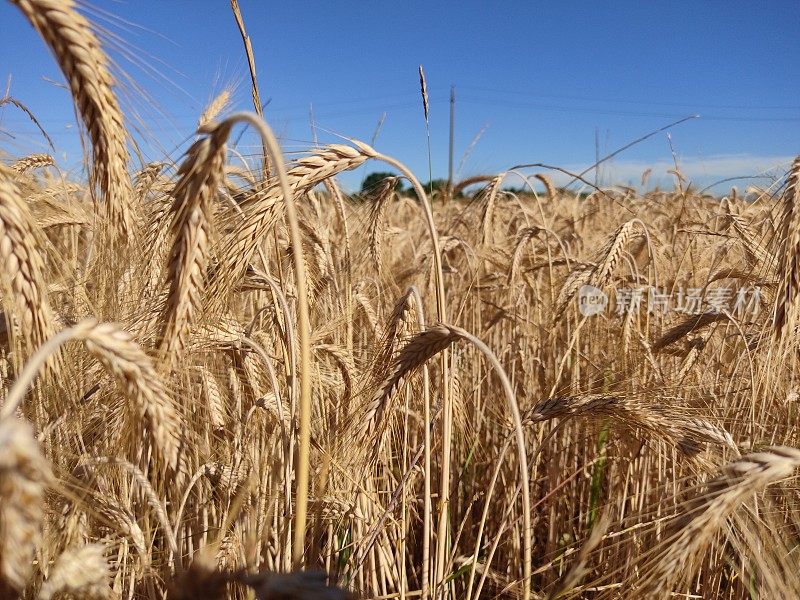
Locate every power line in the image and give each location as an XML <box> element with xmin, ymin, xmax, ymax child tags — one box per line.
<box><xmin>457</xmin><ymin>84</ymin><xmax>800</xmax><ymax>111</ymax></box>
<box><xmin>0</xmin><ymin>95</ymin><xmax>450</xmax><ymax>128</ymax></box>
<box><xmin>457</xmin><ymin>95</ymin><xmax>800</xmax><ymax>122</ymax></box>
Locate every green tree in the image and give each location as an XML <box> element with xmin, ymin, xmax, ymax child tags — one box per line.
<box><xmin>406</xmin><ymin>178</ymin><xmax>450</xmax><ymax>200</ymax></box>
<box><xmin>360</xmin><ymin>172</ymin><xmax>405</xmax><ymax>194</ymax></box>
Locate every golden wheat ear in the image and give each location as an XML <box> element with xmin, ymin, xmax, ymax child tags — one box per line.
<box><xmin>357</xmin><ymin>324</ymin><xmax>459</xmax><ymax>446</ymax></box>
<box><xmin>11</xmin><ymin>0</ymin><xmax>134</xmax><ymax>242</ymax></box>
<box><xmin>533</xmin><ymin>172</ymin><xmax>557</xmax><ymax>201</ymax></box>
<box><xmin>10</xmin><ymin>153</ymin><xmax>54</xmax><ymax>174</ymax></box>
<box><xmin>37</xmin><ymin>543</ymin><xmax>112</xmax><ymax>600</ymax></box>
<box><xmin>198</xmin><ymin>88</ymin><xmax>233</xmax><ymax>130</ymax></box>
<box><xmin>0</xmin><ymin>165</ymin><xmax>56</xmax><ymax>361</ymax></box>
<box><xmin>367</xmin><ymin>176</ymin><xmax>400</xmax><ymax>278</ymax></box>
<box><xmin>774</xmin><ymin>156</ymin><xmax>800</xmax><ymax>335</ymax></box>
<box><xmin>3</xmin><ymin>319</ymin><xmax>184</xmax><ymax>470</ymax></box>
<box><xmin>156</xmin><ymin>121</ymin><xmax>233</xmax><ymax>372</ymax></box>
<box><xmin>552</xmin><ymin>218</ymin><xmax>641</xmax><ymax>322</ymax></box>
<box><xmin>642</xmin><ymin>446</ymin><xmax>800</xmax><ymax>595</ymax></box>
<box><xmin>0</xmin><ymin>418</ymin><xmax>50</xmax><ymax>595</ymax></box>
<box><xmin>208</xmin><ymin>142</ymin><xmax>376</xmax><ymax>308</ymax></box>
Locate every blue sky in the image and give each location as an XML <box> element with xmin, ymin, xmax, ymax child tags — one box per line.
<box><xmin>1</xmin><ymin>0</ymin><xmax>799</xmax><ymax>192</ymax></box>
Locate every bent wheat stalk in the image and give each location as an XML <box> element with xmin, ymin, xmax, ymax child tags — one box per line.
<box><xmin>364</xmin><ymin>323</ymin><xmax>532</xmax><ymax>600</ymax></box>
<box><xmin>218</xmin><ymin>112</ymin><xmax>311</xmax><ymax>569</ymax></box>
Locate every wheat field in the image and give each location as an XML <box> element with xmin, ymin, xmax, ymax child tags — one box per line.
<box><xmin>2</xmin><ymin>1</ymin><xmax>800</xmax><ymax>599</ymax></box>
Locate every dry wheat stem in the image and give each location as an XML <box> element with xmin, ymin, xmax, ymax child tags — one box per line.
<box><xmin>361</xmin><ymin>149</ymin><xmax>452</xmax><ymax>597</ymax></box>
<box><xmin>219</xmin><ymin>112</ymin><xmax>312</xmax><ymax>569</ymax></box>
<box><xmin>365</xmin><ymin>323</ymin><xmax>532</xmax><ymax>599</ymax></box>
<box><xmin>229</xmin><ymin>0</ymin><xmax>269</xmax><ymax>179</ymax></box>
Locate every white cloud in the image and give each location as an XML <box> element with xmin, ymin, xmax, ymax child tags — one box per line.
<box><xmin>552</xmin><ymin>154</ymin><xmax>795</xmax><ymax>190</ymax></box>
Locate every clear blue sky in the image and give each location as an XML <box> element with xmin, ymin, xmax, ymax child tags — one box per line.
<box><xmin>2</xmin><ymin>0</ymin><xmax>799</xmax><ymax>192</ymax></box>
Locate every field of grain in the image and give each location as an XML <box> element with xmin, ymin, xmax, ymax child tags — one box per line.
<box><xmin>2</xmin><ymin>1</ymin><xmax>800</xmax><ymax>599</ymax></box>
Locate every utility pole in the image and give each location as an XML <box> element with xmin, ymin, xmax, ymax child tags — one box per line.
<box><xmin>448</xmin><ymin>85</ymin><xmax>455</xmax><ymax>202</ymax></box>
